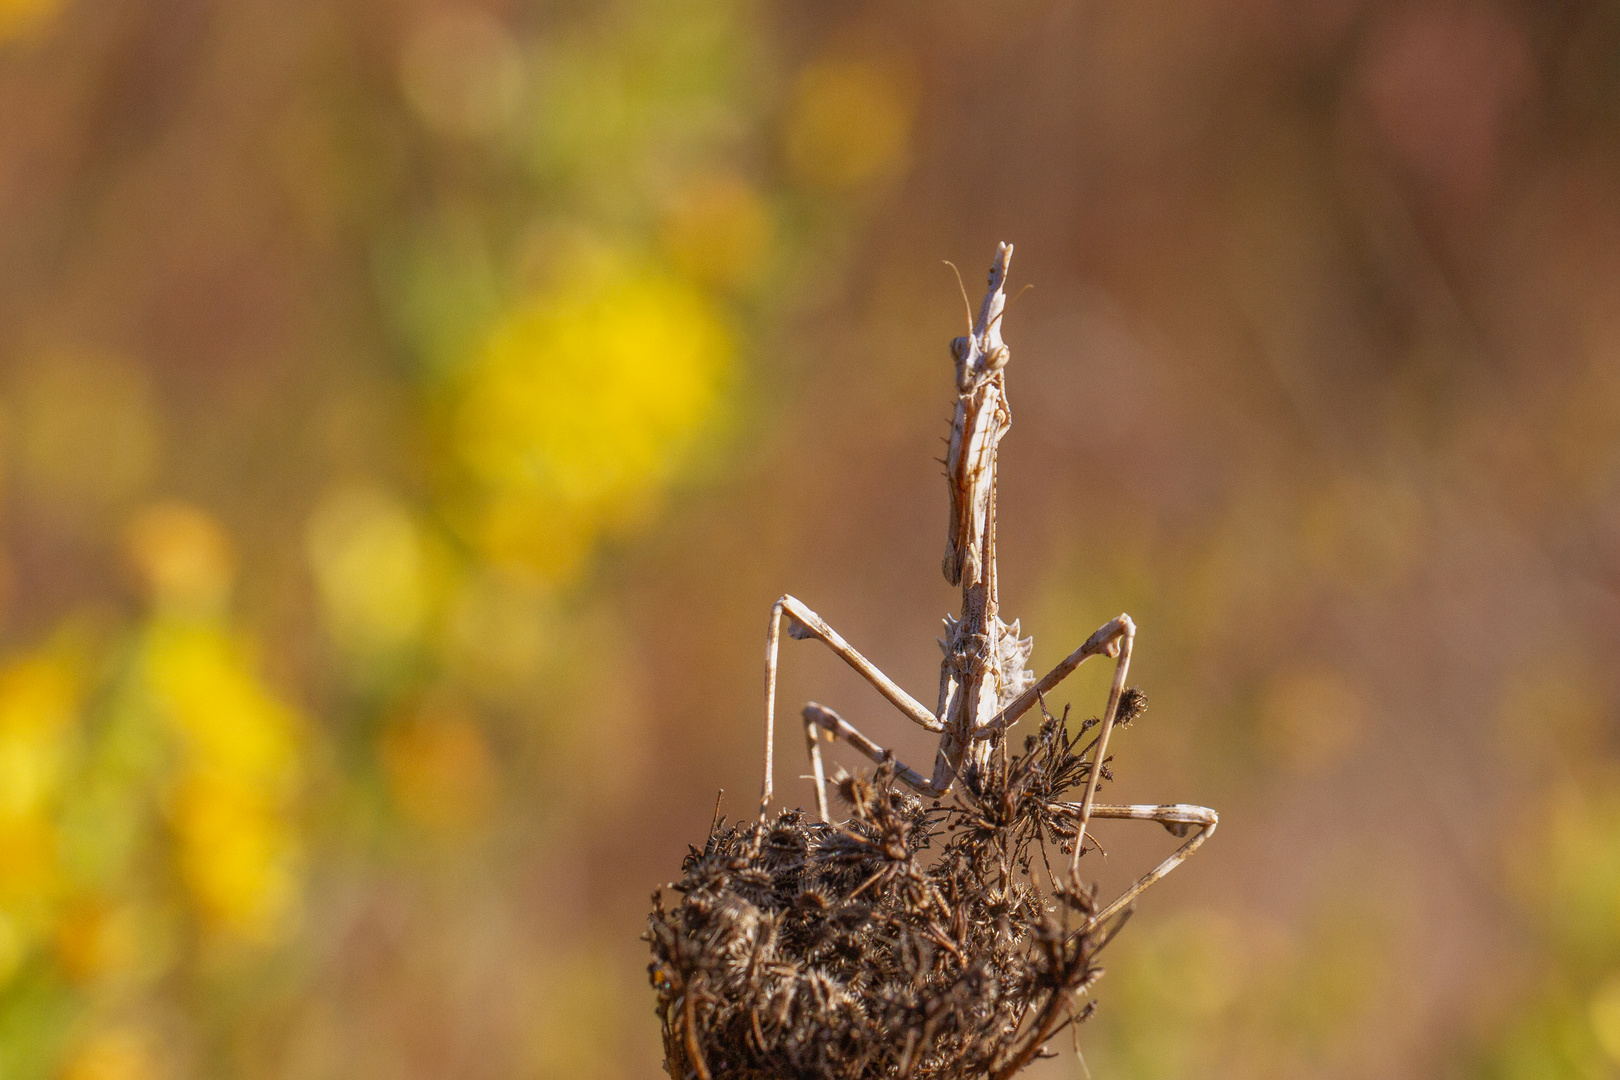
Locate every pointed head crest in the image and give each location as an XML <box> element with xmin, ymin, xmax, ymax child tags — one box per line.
<box><xmin>947</xmin><ymin>243</ymin><xmax>1014</xmax><ymax>390</ymax></box>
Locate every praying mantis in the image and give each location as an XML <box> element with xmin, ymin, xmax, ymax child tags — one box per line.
<box><xmin>759</xmin><ymin>242</ymin><xmax>1216</xmax><ymax>925</ymax></box>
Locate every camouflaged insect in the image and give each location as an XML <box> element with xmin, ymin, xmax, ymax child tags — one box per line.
<box><xmin>647</xmin><ymin>244</ymin><xmax>1216</xmax><ymax>1080</ymax></box>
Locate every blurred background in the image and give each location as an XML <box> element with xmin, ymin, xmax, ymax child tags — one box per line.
<box><xmin>0</xmin><ymin>0</ymin><xmax>1618</xmax><ymax>1077</ymax></box>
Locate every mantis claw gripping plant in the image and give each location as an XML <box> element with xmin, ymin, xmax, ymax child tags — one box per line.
<box><xmin>646</xmin><ymin>243</ymin><xmax>1216</xmax><ymax>1080</ymax></box>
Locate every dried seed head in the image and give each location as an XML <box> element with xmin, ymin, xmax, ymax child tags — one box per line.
<box><xmin>1116</xmin><ymin>685</ymin><xmax>1147</xmax><ymax>725</ymax></box>
<box><xmin>645</xmin><ymin>712</ymin><xmax>1117</xmax><ymax>1080</ymax></box>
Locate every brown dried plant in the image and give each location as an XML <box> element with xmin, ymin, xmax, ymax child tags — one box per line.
<box><xmin>646</xmin><ymin>244</ymin><xmax>1216</xmax><ymax>1079</ymax></box>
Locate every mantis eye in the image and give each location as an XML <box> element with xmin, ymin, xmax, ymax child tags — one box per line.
<box><xmin>986</xmin><ymin>344</ymin><xmax>1009</xmax><ymax>370</ymax></box>
<box><xmin>950</xmin><ymin>336</ymin><xmax>970</xmax><ymax>362</ymax></box>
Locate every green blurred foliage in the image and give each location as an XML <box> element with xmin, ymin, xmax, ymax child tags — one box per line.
<box><xmin>0</xmin><ymin>0</ymin><xmax>923</xmax><ymax>1074</ymax></box>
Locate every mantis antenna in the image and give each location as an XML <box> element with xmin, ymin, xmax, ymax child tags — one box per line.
<box><xmin>942</xmin><ymin>260</ymin><xmax>975</xmax><ymax>336</ymax></box>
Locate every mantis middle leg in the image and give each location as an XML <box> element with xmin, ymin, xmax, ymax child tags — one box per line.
<box><xmin>762</xmin><ymin>595</ymin><xmax>941</xmax><ymax>819</ymax></box>
<box><xmin>800</xmin><ymin>702</ymin><xmax>954</xmax><ymax>820</ymax></box>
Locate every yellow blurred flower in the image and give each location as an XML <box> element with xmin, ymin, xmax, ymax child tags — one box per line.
<box><xmin>0</xmin><ymin>647</ymin><xmax>85</xmax><ymax>969</ymax></box>
<box><xmin>660</xmin><ymin>172</ymin><xmax>773</xmax><ymax>290</ymax></box>
<box><xmin>169</xmin><ymin>772</ymin><xmax>298</xmax><ymax>943</ymax></box>
<box><xmin>0</xmin><ymin>908</ymin><xmax>25</xmax><ymax>987</ymax></box>
<box><xmin>1591</xmin><ymin>976</ymin><xmax>1620</xmax><ymax>1065</ymax></box>
<box><xmin>59</xmin><ymin>1027</ymin><xmax>159</xmax><ymax>1080</ymax></box>
<box><xmin>0</xmin><ymin>652</ymin><xmax>78</xmax><ymax>822</ymax></box>
<box><xmin>54</xmin><ymin>897</ymin><xmax>137</xmax><ymax>985</ymax></box>
<box><xmin>0</xmin><ymin>0</ymin><xmax>63</xmax><ymax>44</ymax></box>
<box><xmin>453</xmin><ymin>258</ymin><xmax>732</xmax><ymax>579</ymax></box>
<box><xmin>379</xmin><ymin>701</ymin><xmax>495</xmax><ymax>834</ymax></box>
<box><xmin>125</xmin><ymin>501</ymin><xmax>236</xmax><ymax>617</ymax></box>
<box><xmin>142</xmin><ymin>623</ymin><xmax>305</xmax><ymax>941</ymax></box>
<box><xmin>306</xmin><ymin>487</ymin><xmax>436</xmax><ymax>660</ymax></box>
<box><xmin>144</xmin><ymin>624</ymin><xmax>301</xmax><ymax>793</ymax></box>
<box><xmin>783</xmin><ymin>57</ymin><xmax>915</xmax><ymax>190</ymax></box>
<box><xmin>0</xmin><ymin>816</ymin><xmax>55</xmax><ymax>903</ymax></box>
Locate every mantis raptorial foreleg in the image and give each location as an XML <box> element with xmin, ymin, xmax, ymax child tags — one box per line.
<box><xmin>763</xmin><ymin>594</ymin><xmax>942</xmax><ymax>818</ymax></box>
<box><xmin>1054</xmin><ymin>801</ymin><xmax>1219</xmax><ymax>928</ymax></box>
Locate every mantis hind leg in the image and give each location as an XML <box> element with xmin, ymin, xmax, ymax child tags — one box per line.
<box><xmin>1055</xmin><ymin>801</ymin><xmax>1219</xmax><ymax>928</ymax></box>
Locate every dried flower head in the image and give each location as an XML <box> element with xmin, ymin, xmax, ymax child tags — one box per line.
<box><xmin>646</xmin><ymin>702</ymin><xmax>1140</xmax><ymax>1080</ymax></box>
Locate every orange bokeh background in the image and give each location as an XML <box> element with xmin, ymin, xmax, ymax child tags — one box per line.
<box><xmin>2</xmin><ymin>2</ymin><xmax>1619</xmax><ymax>1078</ymax></box>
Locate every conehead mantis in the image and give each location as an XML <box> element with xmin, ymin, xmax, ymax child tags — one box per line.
<box><xmin>758</xmin><ymin>243</ymin><xmax>1215</xmax><ymax>923</ymax></box>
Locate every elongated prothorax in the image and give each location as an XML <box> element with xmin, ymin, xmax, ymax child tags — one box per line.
<box><xmin>942</xmin><ymin>241</ymin><xmax>1013</xmax><ymax>593</ymax></box>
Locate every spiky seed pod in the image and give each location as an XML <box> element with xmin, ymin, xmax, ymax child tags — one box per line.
<box><xmin>1116</xmin><ymin>686</ymin><xmax>1148</xmax><ymax>726</ymax></box>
